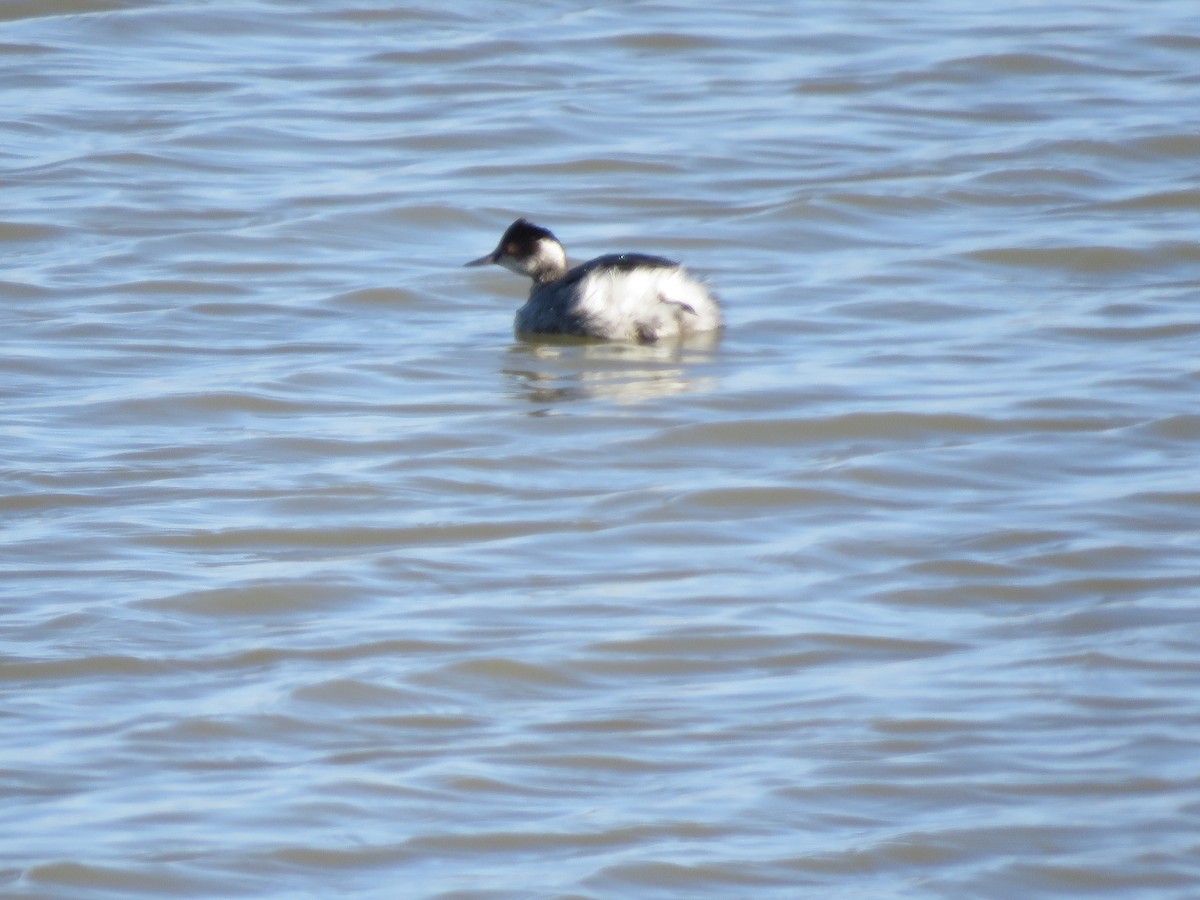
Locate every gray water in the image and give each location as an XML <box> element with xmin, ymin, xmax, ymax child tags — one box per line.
<box><xmin>3</xmin><ymin>1</ymin><xmax>1200</xmax><ymax>897</ymax></box>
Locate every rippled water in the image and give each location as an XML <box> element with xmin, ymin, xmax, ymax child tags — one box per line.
<box><xmin>4</xmin><ymin>1</ymin><xmax>1200</xmax><ymax>896</ymax></box>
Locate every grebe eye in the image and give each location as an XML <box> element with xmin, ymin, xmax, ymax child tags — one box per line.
<box><xmin>506</xmin><ymin>243</ymin><xmax>518</xmax><ymax>256</ymax></box>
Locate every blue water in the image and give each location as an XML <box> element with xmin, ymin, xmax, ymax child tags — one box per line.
<box><xmin>3</xmin><ymin>1</ymin><xmax>1200</xmax><ymax>897</ymax></box>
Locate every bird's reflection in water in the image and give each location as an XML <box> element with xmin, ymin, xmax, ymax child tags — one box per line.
<box><xmin>503</xmin><ymin>331</ymin><xmax>722</xmax><ymax>406</ymax></box>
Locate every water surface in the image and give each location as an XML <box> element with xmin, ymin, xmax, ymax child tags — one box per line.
<box><xmin>3</xmin><ymin>1</ymin><xmax>1200</xmax><ymax>897</ymax></box>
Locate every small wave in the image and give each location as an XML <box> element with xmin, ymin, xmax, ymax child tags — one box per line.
<box><xmin>426</xmin><ymin>657</ymin><xmax>585</xmax><ymax>690</ymax></box>
<box><xmin>0</xmin><ymin>0</ymin><xmax>129</xmax><ymax>23</ymax></box>
<box><xmin>1055</xmin><ymin>322</ymin><xmax>1200</xmax><ymax>342</ymax></box>
<box><xmin>1091</xmin><ymin>188</ymin><xmax>1200</xmax><ymax>212</ymax></box>
<box><xmin>23</xmin><ymin>861</ymin><xmax>202</xmax><ymax>894</ymax></box>
<box><xmin>0</xmin><ymin>654</ymin><xmax>167</xmax><ymax>681</ymax></box>
<box><xmin>962</xmin><ymin>244</ymin><xmax>1164</xmax><ymax>274</ymax></box>
<box><xmin>0</xmin><ymin>221</ymin><xmax>66</xmax><ymax>242</ymax></box>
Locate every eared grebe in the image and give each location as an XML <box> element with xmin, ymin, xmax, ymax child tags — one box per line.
<box><xmin>465</xmin><ymin>218</ymin><xmax>722</xmax><ymax>343</ymax></box>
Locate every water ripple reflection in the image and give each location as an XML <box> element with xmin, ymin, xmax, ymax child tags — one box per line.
<box><xmin>3</xmin><ymin>0</ymin><xmax>1200</xmax><ymax>897</ymax></box>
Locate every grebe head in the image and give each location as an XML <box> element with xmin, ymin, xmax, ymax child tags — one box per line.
<box><xmin>465</xmin><ymin>218</ymin><xmax>568</xmax><ymax>283</ymax></box>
